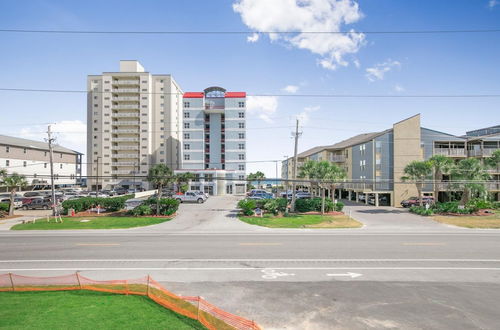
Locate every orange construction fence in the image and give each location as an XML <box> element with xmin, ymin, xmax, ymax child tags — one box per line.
<box><xmin>0</xmin><ymin>272</ymin><xmax>260</xmax><ymax>330</ymax></box>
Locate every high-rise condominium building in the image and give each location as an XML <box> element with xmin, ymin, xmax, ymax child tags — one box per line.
<box><xmin>87</xmin><ymin>60</ymin><xmax>183</xmax><ymax>190</ymax></box>
<box><xmin>177</xmin><ymin>87</ymin><xmax>247</xmax><ymax>195</ymax></box>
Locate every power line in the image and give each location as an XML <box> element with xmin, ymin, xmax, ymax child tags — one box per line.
<box><xmin>1</xmin><ymin>28</ymin><xmax>500</xmax><ymax>35</ymax></box>
<box><xmin>1</xmin><ymin>88</ymin><xmax>500</xmax><ymax>98</ymax></box>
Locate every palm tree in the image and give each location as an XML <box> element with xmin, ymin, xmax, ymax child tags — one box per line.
<box><xmin>428</xmin><ymin>155</ymin><xmax>454</xmax><ymax>203</ymax></box>
<box><xmin>452</xmin><ymin>158</ymin><xmax>490</xmax><ymax>205</ymax></box>
<box><xmin>325</xmin><ymin>163</ymin><xmax>347</xmax><ymax>203</ymax></box>
<box><xmin>401</xmin><ymin>161</ymin><xmax>432</xmax><ymax>206</ymax></box>
<box><xmin>174</xmin><ymin>172</ymin><xmax>194</xmax><ymax>193</ymax></box>
<box><xmin>1</xmin><ymin>173</ymin><xmax>28</xmax><ymax>216</ymax></box>
<box><xmin>147</xmin><ymin>164</ymin><xmax>174</xmax><ymax>215</ymax></box>
<box><xmin>486</xmin><ymin>149</ymin><xmax>500</xmax><ymax>173</ymax></box>
<box><xmin>248</xmin><ymin>171</ymin><xmax>266</xmax><ymax>189</ymax></box>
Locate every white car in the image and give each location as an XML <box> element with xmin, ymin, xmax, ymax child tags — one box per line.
<box><xmin>186</xmin><ymin>190</ymin><xmax>209</xmax><ymax>199</ymax></box>
<box><xmin>0</xmin><ymin>198</ymin><xmax>22</xmax><ymax>209</ymax></box>
<box><xmin>175</xmin><ymin>192</ymin><xmax>207</xmax><ymax>204</ymax></box>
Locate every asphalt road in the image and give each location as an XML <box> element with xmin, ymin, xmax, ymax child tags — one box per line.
<box><xmin>2</xmin><ymin>196</ymin><xmax>500</xmax><ymax>329</ymax></box>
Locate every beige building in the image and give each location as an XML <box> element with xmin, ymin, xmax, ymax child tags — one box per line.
<box><xmin>0</xmin><ymin>135</ymin><xmax>82</xmax><ymax>189</ymax></box>
<box><xmin>87</xmin><ymin>60</ymin><xmax>183</xmax><ymax>190</ymax></box>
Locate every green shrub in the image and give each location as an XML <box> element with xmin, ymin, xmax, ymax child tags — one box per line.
<box><xmin>238</xmin><ymin>199</ymin><xmax>256</xmax><ymax>216</ymax></box>
<box><xmin>144</xmin><ymin>198</ymin><xmax>179</xmax><ymax>215</ymax></box>
<box><xmin>334</xmin><ymin>201</ymin><xmax>344</xmax><ymax>212</ymax></box>
<box><xmin>130</xmin><ymin>204</ymin><xmax>153</xmax><ymax>216</ymax></box>
<box><xmin>409</xmin><ymin>206</ymin><xmax>434</xmax><ymax>216</ymax></box>
<box><xmin>493</xmin><ymin>201</ymin><xmax>500</xmax><ymax>210</ymax></box>
<box><xmin>61</xmin><ymin>195</ymin><xmax>135</xmax><ymax>213</ymax></box>
<box><xmin>466</xmin><ymin>199</ymin><xmax>492</xmax><ymax>210</ymax></box>
<box><xmin>433</xmin><ymin>201</ymin><xmax>476</xmax><ymax>214</ymax></box>
<box><xmin>295</xmin><ymin>198</ymin><xmax>338</xmax><ymax>213</ymax></box>
<box><xmin>263</xmin><ymin>198</ymin><xmax>288</xmax><ymax>215</ymax></box>
<box><xmin>0</xmin><ymin>203</ymin><xmax>9</xmax><ymax>213</ymax></box>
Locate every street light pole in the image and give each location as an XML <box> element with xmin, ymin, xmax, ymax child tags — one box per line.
<box><xmin>95</xmin><ymin>156</ymin><xmax>101</xmax><ymax>194</ymax></box>
<box><xmin>290</xmin><ymin>119</ymin><xmax>301</xmax><ymax>213</ymax></box>
<box><xmin>47</xmin><ymin>125</ymin><xmax>57</xmax><ymax>216</ymax></box>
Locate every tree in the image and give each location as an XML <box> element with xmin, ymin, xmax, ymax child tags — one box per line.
<box><xmin>428</xmin><ymin>155</ymin><xmax>454</xmax><ymax>203</ymax></box>
<box><xmin>299</xmin><ymin>160</ymin><xmax>345</xmax><ymax>214</ymax></box>
<box><xmin>486</xmin><ymin>149</ymin><xmax>500</xmax><ymax>173</ymax></box>
<box><xmin>174</xmin><ymin>172</ymin><xmax>194</xmax><ymax>193</ymax></box>
<box><xmin>452</xmin><ymin>158</ymin><xmax>490</xmax><ymax>205</ymax></box>
<box><xmin>1</xmin><ymin>172</ymin><xmax>28</xmax><ymax>216</ymax></box>
<box><xmin>401</xmin><ymin>161</ymin><xmax>432</xmax><ymax>206</ymax></box>
<box><xmin>147</xmin><ymin>164</ymin><xmax>174</xmax><ymax>215</ymax></box>
<box><xmin>247</xmin><ymin>171</ymin><xmax>266</xmax><ymax>189</ymax></box>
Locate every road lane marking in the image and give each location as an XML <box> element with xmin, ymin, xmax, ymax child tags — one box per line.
<box><xmin>327</xmin><ymin>272</ymin><xmax>363</xmax><ymax>278</ymax></box>
<box><xmin>2</xmin><ymin>259</ymin><xmax>500</xmax><ymax>263</ymax></box>
<box><xmin>239</xmin><ymin>243</ymin><xmax>282</xmax><ymax>246</ymax></box>
<box><xmin>75</xmin><ymin>243</ymin><xmax>121</xmax><ymax>246</ymax></box>
<box><xmin>2</xmin><ymin>267</ymin><xmax>500</xmax><ymax>271</ymax></box>
<box><xmin>402</xmin><ymin>242</ymin><xmax>446</xmax><ymax>246</ymax></box>
<box><xmin>261</xmin><ymin>269</ymin><xmax>295</xmax><ymax>279</ymax></box>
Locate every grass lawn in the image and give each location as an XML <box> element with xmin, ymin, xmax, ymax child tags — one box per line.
<box><xmin>0</xmin><ymin>290</ymin><xmax>205</xmax><ymax>330</ymax></box>
<box><xmin>238</xmin><ymin>213</ymin><xmax>362</xmax><ymax>228</ymax></box>
<box><xmin>433</xmin><ymin>213</ymin><xmax>500</xmax><ymax>228</ymax></box>
<box><xmin>11</xmin><ymin>216</ymin><xmax>173</xmax><ymax>230</ymax></box>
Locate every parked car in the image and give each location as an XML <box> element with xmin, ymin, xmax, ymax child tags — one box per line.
<box><xmin>124</xmin><ymin>198</ymin><xmax>144</xmax><ymax>210</ymax></box>
<box><xmin>88</xmin><ymin>192</ymin><xmax>108</xmax><ymax>198</ymax></box>
<box><xmin>186</xmin><ymin>190</ymin><xmax>209</xmax><ymax>199</ymax></box>
<box><xmin>21</xmin><ymin>198</ymin><xmax>52</xmax><ymax>210</ymax></box>
<box><xmin>295</xmin><ymin>191</ymin><xmax>311</xmax><ymax>199</ymax></box>
<box><xmin>114</xmin><ymin>188</ymin><xmax>129</xmax><ymax>196</ymax></box>
<box><xmin>0</xmin><ymin>198</ymin><xmax>23</xmax><ymax>209</ymax></box>
<box><xmin>247</xmin><ymin>192</ymin><xmax>274</xmax><ymax>200</ymax></box>
<box><xmin>247</xmin><ymin>189</ymin><xmax>268</xmax><ymax>197</ymax></box>
<box><xmin>23</xmin><ymin>191</ymin><xmax>44</xmax><ymax>198</ymax></box>
<box><xmin>175</xmin><ymin>192</ymin><xmax>207</xmax><ymax>204</ymax></box>
<box><xmin>400</xmin><ymin>196</ymin><xmax>435</xmax><ymax>208</ymax></box>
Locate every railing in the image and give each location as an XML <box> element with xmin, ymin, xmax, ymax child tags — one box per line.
<box><xmin>437</xmin><ymin>181</ymin><xmax>500</xmax><ymax>191</ymax></box>
<box><xmin>434</xmin><ymin>148</ymin><xmax>466</xmax><ymax>156</ymax></box>
<box><xmin>339</xmin><ymin>182</ymin><xmax>374</xmax><ymax>190</ymax></box>
<box><xmin>330</xmin><ymin>155</ymin><xmax>345</xmax><ymax>162</ymax></box>
<box><xmin>113</xmin><ymin>137</ymin><xmax>139</xmax><ymax>142</ymax></box>
<box><xmin>113</xmin><ymin>153</ymin><xmax>139</xmax><ymax>158</ymax></box>
<box><xmin>468</xmin><ymin>149</ymin><xmax>498</xmax><ymax>157</ymax></box>
<box><xmin>112</xmin><ymin>129</ymin><xmax>139</xmax><ymax>134</ymax></box>
<box><xmin>113</xmin><ymin>80</ymin><xmax>140</xmax><ymax>85</ymax></box>
<box><xmin>113</xmin><ymin>88</ymin><xmax>140</xmax><ymax>93</ymax></box>
<box><xmin>112</xmin><ymin>104</ymin><xmax>140</xmax><ymax>109</ymax></box>
<box><xmin>114</xmin><ymin>146</ymin><xmax>139</xmax><ymax>150</ymax></box>
<box><xmin>113</xmin><ymin>112</ymin><xmax>140</xmax><ymax>118</ymax></box>
<box><xmin>112</xmin><ymin>121</ymin><xmax>140</xmax><ymax>125</ymax></box>
<box><xmin>113</xmin><ymin>170</ymin><xmax>134</xmax><ymax>174</ymax></box>
<box><xmin>112</xmin><ymin>96</ymin><xmax>140</xmax><ymax>101</ymax></box>
<box><xmin>112</xmin><ymin>162</ymin><xmax>137</xmax><ymax>166</ymax></box>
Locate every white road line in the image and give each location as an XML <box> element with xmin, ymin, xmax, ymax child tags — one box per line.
<box><xmin>1</xmin><ymin>259</ymin><xmax>500</xmax><ymax>263</ymax></box>
<box><xmin>2</xmin><ymin>267</ymin><xmax>500</xmax><ymax>271</ymax></box>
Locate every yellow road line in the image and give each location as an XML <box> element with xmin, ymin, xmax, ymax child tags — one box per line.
<box><xmin>239</xmin><ymin>243</ymin><xmax>283</xmax><ymax>246</ymax></box>
<box><xmin>403</xmin><ymin>242</ymin><xmax>446</xmax><ymax>246</ymax></box>
<box><xmin>75</xmin><ymin>243</ymin><xmax>121</xmax><ymax>246</ymax></box>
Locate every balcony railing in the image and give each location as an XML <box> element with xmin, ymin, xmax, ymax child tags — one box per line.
<box><xmin>113</xmin><ymin>88</ymin><xmax>140</xmax><ymax>93</ymax></box>
<box><xmin>113</xmin><ymin>80</ymin><xmax>140</xmax><ymax>85</ymax></box>
<box><xmin>113</xmin><ymin>153</ymin><xmax>139</xmax><ymax>158</ymax></box>
<box><xmin>330</xmin><ymin>155</ymin><xmax>345</xmax><ymax>162</ymax></box>
<box><xmin>113</xmin><ymin>112</ymin><xmax>140</xmax><ymax>118</ymax></box>
<box><xmin>112</xmin><ymin>121</ymin><xmax>140</xmax><ymax>126</ymax></box>
<box><xmin>113</xmin><ymin>137</ymin><xmax>139</xmax><ymax>142</ymax></box>
<box><xmin>112</xmin><ymin>129</ymin><xmax>139</xmax><ymax>134</ymax></box>
<box><xmin>112</xmin><ymin>162</ymin><xmax>137</xmax><ymax>166</ymax></box>
<box><xmin>437</xmin><ymin>181</ymin><xmax>500</xmax><ymax>191</ymax></box>
<box><xmin>113</xmin><ymin>170</ymin><xmax>134</xmax><ymax>175</ymax></box>
<box><xmin>112</xmin><ymin>96</ymin><xmax>140</xmax><ymax>101</ymax></box>
<box><xmin>469</xmin><ymin>149</ymin><xmax>498</xmax><ymax>157</ymax></box>
<box><xmin>114</xmin><ymin>146</ymin><xmax>139</xmax><ymax>150</ymax></box>
<box><xmin>338</xmin><ymin>182</ymin><xmax>374</xmax><ymax>190</ymax></box>
<box><xmin>434</xmin><ymin>148</ymin><xmax>466</xmax><ymax>157</ymax></box>
<box><xmin>112</xmin><ymin>104</ymin><xmax>140</xmax><ymax>109</ymax></box>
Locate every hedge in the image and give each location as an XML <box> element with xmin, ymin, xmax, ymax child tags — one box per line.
<box><xmin>237</xmin><ymin>199</ymin><xmax>256</xmax><ymax>216</ymax></box>
<box><xmin>0</xmin><ymin>203</ymin><xmax>9</xmax><ymax>213</ymax></box>
<box><xmin>61</xmin><ymin>195</ymin><xmax>134</xmax><ymax>213</ymax></box>
<box><xmin>294</xmin><ymin>198</ymin><xmax>344</xmax><ymax>213</ymax></box>
<box><xmin>143</xmin><ymin>198</ymin><xmax>180</xmax><ymax>216</ymax></box>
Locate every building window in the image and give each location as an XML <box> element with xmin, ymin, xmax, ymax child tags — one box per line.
<box><xmin>5</xmin><ymin>160</ymin><xmax>9</xmax><ymax>167</ymax></box>
<box><xmin>44</xmin><ymin>163</ymin><xmax>47</xmax><ymax>169</ymax></box>
<box><xmin>238</xmin><ymin>144</ymin><xmax>245</xmax><ymax>150</ymax></box>
<box><xmin>23</xmin><ymin>161</ymin><xmax>27</xmax><ymax>167</ymax></box>
<box><xmin>160</xmin><ymin>151</ymin><xmax>164</xmax><ymax>154</ymax></box>
<box><xmin>5</xmin><ymin>146</ymin><xmax>9</xmax><ymax>153</ymax></box>
<box><xmin>238</xmin><ymin>133</ymin><xmax>245</xmax><ymax>139</ymax></box>
<box><xmin>184</xmin><ymin>133</ymin><xmax>190</xmax><ymax>140</ymax></box>
<box><xmin>184</xmin><ymin>144</ymin><xmax>190</xmax><ymax>150</ymax></box>
<box><xmin>23</xmin><ymin>148</ymin><xmax>26</xmax><ymax>154</ymax></box>
<box><xmin>238</xmin><ymin>112</ymin><xmax>245</xmax><ymax>118</ymax></box>
<box><xmin>184</xmin><ymin>112</ymin><xmax>190</xmax><ymax>118</ymax></box>
<box><xmin>184</xmin><ymin>102</ymin><xmax>190</xmax><ymax>108</ymax></box>
<box><xmin>238</xmin><ymin>154</ymin><xmax>245</xmax><ymax>160</ymax></box>
<box><xmin>184</xmin><ymin>154</ymin><xmax>190</xmax><ymax>160</ymax></box>
<box><xmin>238</xmin><ymin>102</ymin><xmax>245</xmax><ymax>108</ymax></box>
<box><xmin>60</xmin><ymin>164</ymin><xmax>63</xmax><ymax>169</ymax></box>
<box><xmin>184</xmin><ymin>123</ymin><xmax>190</xmax><ymax>129</ymax></box>
<box><xmin>60</xmin><ymin>153</ymin><xmax>63</xmax><ymax>158</ymax></box>
<box><xmin>238</xmin><ymin>164</ymin><xmax>245</xmax><ymax>171</ymax></box>
<box><xmin>239</xmin><ymin>175</ymin><xmax>245</xmax><ymax>180</ymax></box>
<box><xmin>238</xmin><ymin>122</ymin><xmax>245</xmax><ymax>129</ymax></box>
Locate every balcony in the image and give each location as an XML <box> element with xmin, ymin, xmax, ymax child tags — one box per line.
<box><xmin>112</xmin><ymin>104</ymin><xmax>140</xmax><ymax>110</ymax></box>
<box><xmin>112</xmin><ymin>129</ymin><xmax>139</xmax><ymax>134</ymax></box>
<box><xmin>114</xmin><ymin>146</ymin><xmax>139</xmax><ymax>151</ymax></box>
<box><xmin>433</xmin><ymin>148</ymin><xmax>466</xmax><ymax>157</ymax></box>
<box><xmin>112</xmin><ymin>96</ymin><xmax>140</xmax><ymax>101</ymax></box>
<box><xmin>112</xmin><ymin>80</ymin><xmax>140</xmax><ymax>85</ymax></box>
<box><xmin>112</xmin><ymin>162</ymin><xmax>137</xmax><ymax>166</ymax></box>
<box><xmin>469</xmin><ymin>149</ymin><xmax>498</xmax><ymax>157</ymax></box>
<box><xmin>339</xmin><ymin>182</ymin><xmax>374</xmax><ymax>191</ymax></box>
<box><xmin>112</xmin><ymin>121</ymin><xmax>140</xmax><ymax>126</ymax></box>
<box><xmin>113</xmin><ymin>137</ymin><xmax>139</xmax><ymax>142</ymax></box>
<box><xmin>113</xmin><ymin>88</ymin><xmax>140</xmax><ymax>93</ymax></box>
<box><xmin>113</xmin><ymin>170</ymin><xmax>134</xmax><ymax>175</ymax></box>
<box><xmin>113</xmin><ymin>153</ymin><xmax>139</xmax><ymax>158</ymax></box>
<box><xmin>113</xmin><ymin>112</ymin><xmax>139</xmax><ymax>118</ymax></box>
<box><xmin>330</xmin><ymin>155</ymin><xmax>346</xmax><ymax>162</ymax></box>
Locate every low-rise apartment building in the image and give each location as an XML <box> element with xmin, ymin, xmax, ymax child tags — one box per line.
<box><xmin>177</xmin><ymin>86</ymin><xmax>247</xmax><ymax>195</ymax></box>
<box><xmin>0</xmin><ymin>135</ymin><xmax>82</xmax><ymax>190</ymax></box>
<box><xmin>283</xmin><ymin>115</ymin><xmax>499</xmax><ymax>206</ymax></box>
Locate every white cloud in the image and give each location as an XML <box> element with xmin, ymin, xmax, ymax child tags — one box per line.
<box><xmin>246</xmin><ymin>96</ymin><xmax>279</xmax><ymax>122</ymax></box>
<box><xmin>19</xmin><ymin>120</ymin><xmax>86</xmax><ymax>153</ymax></box>
<box><xmin>281</xmin><ymin>85</ymin><xmax>300</xmax><ymax>93</ymax></box>
<box><xmin>295</xmin><ymin>105</ymin><xmax>320</xmax><ymax>125</ymax></box>
<box><xmin>394</xmin><ymin>84</ymin><xmax>405</xmax><ymax>92</ymax></box>
<box><xmin>488</xmin><ymin>0</ymin><xmax>498</xmax><ymax>8</ymax></box>
<box><xmin>353</xmin><ymin>59</ymin><xmax>361</xmax><ymax>69</ymax></box>
<box><xmin>247</xmin><ymin>32</ymin><xmax>260</xmax><ymax>42</ymax></box>
<box><xmin>233</xmin><ymin>0</ymin><xmax>366</xmax><ymax>70</ymax></box>
<box><xmin>365</xmin><ymin>59</ymin><xmax>401</xmax><ymax>82</ymax></box>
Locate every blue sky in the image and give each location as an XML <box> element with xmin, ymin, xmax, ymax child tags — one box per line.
<box><xmin>0</xmin><ymin>0</ymin><xmax>499</xmax><ymax>176</ymax></box>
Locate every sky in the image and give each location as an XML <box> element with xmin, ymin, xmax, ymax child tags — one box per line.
<box><xmin>0</xmin><ymin>0</ymin><xmax>499</xmax><ymax>177</ymax></box>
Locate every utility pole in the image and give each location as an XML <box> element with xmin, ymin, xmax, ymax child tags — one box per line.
<box><xmin>95</xmin><ymin>156</ymin><xmax>101</xmax><ymax>195</ymax></box>
<box><xmin>290</xmin><ymin>119</ymin><xmax>301</xmax><ymax>212</ymax></box>
<box><xmin>47</xmin><ymin>125</ymin><xmax>57</xmax><ymax>216</ymax></box>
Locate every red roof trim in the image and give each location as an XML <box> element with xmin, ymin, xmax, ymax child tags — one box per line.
<box><xmin>183</xmin><ymin>92</ymin><xmax>204</xmax><ymax>98</ymax></box>
<box><xmin>224</xmin><ymin>92</ymin><xmax>246</xmax><ymax>98</ymax></box>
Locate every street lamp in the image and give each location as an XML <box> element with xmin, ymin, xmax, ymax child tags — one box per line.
<box><xmin>95</xmin><ymin>156</ymin><xmax>102</xmax><ymax>194</ymax></box>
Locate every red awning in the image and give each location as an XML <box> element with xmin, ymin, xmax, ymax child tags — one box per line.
<box><xmin>224</xmin><ymin>92</ymin><xmax>246</xmax><ymax>98</ymax></box>
<box><xmin>183</xmin><ymin>92</ymin><xmax>204</xmax><ymax>98</ymax></box>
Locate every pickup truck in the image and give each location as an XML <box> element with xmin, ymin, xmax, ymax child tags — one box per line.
<box><xmin>174</xmin><ymin>192</ymin><xmax>207</xmax><ymax>204</ymax></box>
